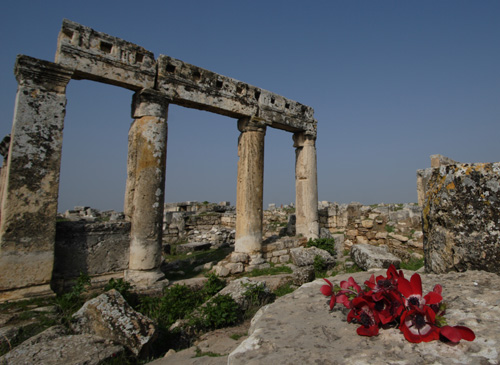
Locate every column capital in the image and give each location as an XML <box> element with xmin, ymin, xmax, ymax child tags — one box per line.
<box><xmin>15</xmin><ymin>55</ymin><xmax>73</xmax><ymax>93</ymax></box>
<box><xmin>132</xmin><ymin>89</ymin><xmax>169</xmax><ymax>118</ymax></box>
<box><xmin>293</xmin><ymin>131</ymin><xmax>316</xmax><ymax>148</ymax></box>
<box><xmin>238</xmin><ymin>117</ymin><xmax>267</xmax><ymax>133</ymax></box>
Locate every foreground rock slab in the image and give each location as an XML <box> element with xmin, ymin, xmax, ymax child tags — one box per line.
<box><xmin>0</xmin><ymin>325</ymin><xmax>124</xmax><ymax>364</ymax></box>
<box><xmin>228</xmin><ymin>270</ymin><xmax>500</xmax><ymax>364</ymax></box>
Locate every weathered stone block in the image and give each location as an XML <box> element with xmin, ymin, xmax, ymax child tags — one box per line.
<box><xmin>53</xmin><ymin>221</ymin><xmax>130</xmax><ymax>284</ymax></box>
<box><xmin>350</xmin><ymin>243</ymin><xmax>401</xmax><ymax>270</ymax></box>
<box><xmin>421</xmin><ymin>162</ymin><xmax>500</xmax><ymax>274</ymax></box>
<box><xmin>72</xmin><ymin>289</ymin><xmax>156</xmax><ymax>356</ymax></box>
<box><xmin>290</xmin><ymin>247</ymin><xmax>335</xmax><ymax>267</ymax></box>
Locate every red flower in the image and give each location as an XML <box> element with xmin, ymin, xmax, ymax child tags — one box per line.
<box><xmin>373</xmin><ymin>291</ymin><xmax>404</xmax><ymax>325</ymax></box>
<box><xmin>439</xmin><ymin>325</ymin><xmax>475</xmax><ymax>343</ymax></box>
<box><xmin>400</xmin><ymin>305</ymin><xmax>440</xmax><ymax>343</ymax></box>
<box><xmin>398</xmin><ymin>273</ymin><xmax>442</xmax><ymax>309</ymax></box>
<box><xmin>347</xmin><ymin>296</ymin><xmax>380</xmax><ymax>336</ymax></box>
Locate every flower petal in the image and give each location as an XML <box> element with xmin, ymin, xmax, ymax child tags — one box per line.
<box><xmin>410</xmin><ymin>273</ymin><xmax>423</xmax><ymax>296</ymax></box>
<box><xmin>433</xmin><ymin>284</ymin><xmax>443</xmax><ymax>295</ymax></box>
<box><xmin>357</xmin><ymin>324</ymin><xmax>379</xmax><ymax>336</ymax></box>
<box><xmin>397</xmin><ymin>277</ymin><xmax>414</xmax><ymax>298</ymax></box>
<box><xmin>320</xmin><ymin>285</ymin><xmax>333</xmax><ymax>297</ymax></box>
<box><xmin>329</xmin><ymin>295</ymin><xmax>336</xmax><ymax>310</ymax></box>
<box><xmin>424</xmin><ymin>291</ymin><xmax>442</xmax><ymax>305</ymax></box>
<box><xmin>440</xmin><ymin>325</ymin><xmax>475</xmax><ymax>343</ymax></box>
<box><xmin>454</xmin><ymin>326</ymin><xmax>476</xmax><ymax>341</ymax></box>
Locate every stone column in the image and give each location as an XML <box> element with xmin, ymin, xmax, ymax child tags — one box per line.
<box><xmin>294</xmin><ymin>132</ymin><xmax>319</xmax><ymax>240</ymax></box>
<box><xmin>124</xmin><ymin>89</ymin><xmax>169</xmax><ymax>287</ymax></box>
<box><xmin>0</xmin><ymin>55</ymin><xmax>72</xmax><ymax>301</ymax></box>
<box><xmin>235</xmin><ymin>118</ymin><xmax>266</xmax><ymax>255</ymax></box>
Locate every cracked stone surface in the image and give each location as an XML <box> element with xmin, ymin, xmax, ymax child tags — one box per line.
<box><xmin>228</xmin><ymin>270</ymin><xmax>500</xmax><ymax>365</ymax></box>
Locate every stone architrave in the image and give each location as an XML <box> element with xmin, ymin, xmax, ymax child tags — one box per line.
<box><xmin>0</xmin><ymin>55</ymin><xmax>72</xmax><ymax>300</ymax></box>
<box><xmin>124</xmin><ymin>89</ymin><xmax>169</xmax><ymax>286</ymax></box>
<box><xmin>293</xmin><ymin>132</ymin><xmax>319</xmax><ymax>240</ymax></box>
<box><xmin>235</xmin><ymin>118</ymin><xmax>266</xmax><ymax>254</ymax></box>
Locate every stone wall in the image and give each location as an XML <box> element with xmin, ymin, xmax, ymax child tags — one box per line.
<box><xmin>163</xmin><ymin>202</ymin><xmax>236</xmax><ymax>247</ymax></box>
<box><xmin>52</xmin><ymin>220</ymin><xmax>130</xmax><ymax>291</ymax></box>
<box><xmin>318</xmin><ymin>202</ymin><xmax>423</xmax><ymax>260</ymax></box>
<box><xmin>418</xmin><ymin>157</ymin><xmax>500</xmax><ymax>274</ymax></box>
<box><xmin>163</xmin><ymin>201</ymin><xmax>423</xmax><ymax>264</ymax></box>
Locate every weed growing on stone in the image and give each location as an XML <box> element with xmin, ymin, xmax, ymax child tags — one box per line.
<box><xmin>229</xmin><ymin>332</ymin><xmax>247</xmax><ymax>341</ymax></box>
<box><xmin>307</xmin><ymin>237</ymin><xmax>336</xmax><ymax>256</ymax></box>
<box><xmin>194</xmin><ymin>348</ymin><xmax>226</xmax><ymax>357</ymax></box>
<box><xmin>273</xmin><ymin>283</ymin><xmax>296</xmax><ymax>297</ymax></box>
<box><xmin>313</xmin><ymin>255</ymin><xmax>328</xmax><ymax>278</ymax></box>
<box><xmin>104</xmin><ymin>278</ymin><xmax>135</xmax><ymax>304</ymax></box>
<box><xmin>55</xmin><ymin>272</ymin><xmax>92</xmax><ymax>324</ymax></box>
<box><xmin>242</xmin><ymin>282</ymin><xmax>275</xmax><ymax>320</ymax></box>
<box><xmin>191</xmin><ymin>294</ymin><xmax>242</xmax><ymax>330</ymax></box>
<box><xmin>201</xmin><ymin>273</ymin><xmax>226</xmax><ymax>297</ymax></box>
<box><xmin>385</xmin><ymin>225</ymin><xmax>395</xmax><ymax>233</ymax></box>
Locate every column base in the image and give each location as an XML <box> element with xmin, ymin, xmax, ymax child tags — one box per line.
<box><xmin>124</xmin><ymin>269</ymin><xmax>168</xmax><ymax>291</ymax></box>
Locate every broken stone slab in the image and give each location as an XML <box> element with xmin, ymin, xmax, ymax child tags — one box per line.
<box><xmin>0</xmin><ymin>325</ymin><xmax>124</xmax><ymax>364</ymax></box>
<box><xmin>175</xmin><ymin>242</ymin><xmax>212</xmax><ymax>255</ymax></box>
<box><xmin>292</xmin><ymin>265</ymin><xmax>315</xmax><ymax>286</ymax></box>
<box><xmin>228</xmin><ymin>270</ymin><xmax>500</xmax><ymax>364</ymax></box>
<box><xmin>350</xmin><ymin>243</ymin><xmax>401</xmax><ymax>270</ymax></box>
<box><xmin>290</xmin><ymin>247</ymin><xmax>336</xmax><ymax>267</ymax></box>
<box><xmin>71</xmin><ymin>289</ymin><xmax>156</xmax><ymax>356</ymax></box>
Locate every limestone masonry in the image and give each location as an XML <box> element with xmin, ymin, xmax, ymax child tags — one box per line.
<box><xmin>0</xmin><ymin>19</ymin><xmax>318</xmax><ymax>301</ymax></box>
<box><xmin>418</xmin><ymin>155</ymin><xmax>500</xmax><ymax>274</ymax></box>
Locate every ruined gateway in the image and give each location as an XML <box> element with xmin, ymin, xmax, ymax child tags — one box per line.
<box><xmin>0</xmin><ymin>19</ymin><xmax>319</xmax><ymax>302</ymax></box>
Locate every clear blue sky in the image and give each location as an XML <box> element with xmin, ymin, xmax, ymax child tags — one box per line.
<box><xmin>1</xmin><ymin>1</ymin><xmax>499</xmax><ymax>212</ymax></box>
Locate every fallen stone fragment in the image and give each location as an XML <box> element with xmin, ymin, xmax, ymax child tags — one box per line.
<box><xmin>350</xmin><ymin>243</ymin><xmax>401</xmax><ymax>270</ymax></box>
<box><xmin>290</xmin><ymin>247</ymin><xmax>336</xmax><ymax>267</ymax></box>
<box><xmin>71</xmin><ymin>289</ymin><xmax>156</xmax><ymax>355</ymax></box>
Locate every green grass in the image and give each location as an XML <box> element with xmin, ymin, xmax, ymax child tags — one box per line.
<box><xmin>194</xmin><ymin>348</ymin><xmax>226</xmax><ymax>358</ymax></box>
<box><xmin>273</xmin><ymin>283</ymin><xmax>295</xmax><ymax>297</ymax></box>
<box><xmin>229</xmin><ymin>332</ymin><xmax>247</xmax><ymax>341</ymax></box>
<box><xmin>400</xmin><ymin>257</ymin><xmax>425</xmax><ymax>271</ymax></box>
<box><xmin>385</xmin><ymin>225</ymin><xmax>395</xmax><ymax>233</ymax></box>
<box><xmin>307</xmin><ymin>238</ymin><xmax>336</xmax><ymax>256</ymax></box>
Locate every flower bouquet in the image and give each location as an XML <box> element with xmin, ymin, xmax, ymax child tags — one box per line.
<box><xmin>320</xmin><ymin>265</ymin><xmax>475</xmax><ymax>343</ymax></box>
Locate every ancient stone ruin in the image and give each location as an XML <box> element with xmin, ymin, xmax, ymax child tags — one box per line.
<box><xmin>0</xmin><ymin>19</ymin><xmax>319</xmax><ymax>302</ymax></box>
<box><xmin>418</xmin><ymin>154</ymin><xmax>500</xmax><ymax>275</ymax></box>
